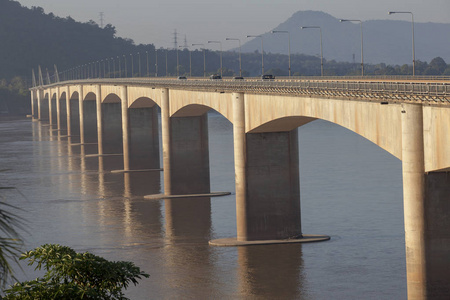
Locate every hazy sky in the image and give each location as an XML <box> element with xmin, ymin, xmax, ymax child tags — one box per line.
<box><xmin>18</xmin><ymin>0</ymin><xmax>450</xmax><ymax>50</ymax></box>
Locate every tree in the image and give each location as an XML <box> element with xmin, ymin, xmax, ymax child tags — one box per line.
<box><xmin>0</xmin><ymin>201</ymin><xmax>23</xmax><ymax>288</ymax></box>
<box><xmin>3</xmin><ymin>244</ymin><xmax>149</xmax><ymax>299</ymax></box>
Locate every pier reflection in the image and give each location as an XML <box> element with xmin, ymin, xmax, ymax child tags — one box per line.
<box><xmin>238</xmin><ymin>244</ymin><xmax>308</xmax><ymax>299</ymax></box>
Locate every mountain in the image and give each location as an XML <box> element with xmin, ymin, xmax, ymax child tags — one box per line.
<box><xmin>241</xmin><ymin>11</ymin><xmax>450</xmax><ymax>65</ymax></box>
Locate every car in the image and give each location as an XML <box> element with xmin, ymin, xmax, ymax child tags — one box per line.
<box><xmin>177</xmin><ymin>76</ymin><xmax>187</xmax><ymax>80</ymax></box>
<box><xmin>210</xmin><ymin>74</ymin><xmax>222</xmax><ymax>80</ymax></box>
<box><xmin>233</xmin><ymin>76</ymin><xmax>244</xmax><ymax>80</ymax></box>
<box><xmin>261</xmin><ymin>74</ymin><xmax>275</xmax><ymax>80</ymax></box>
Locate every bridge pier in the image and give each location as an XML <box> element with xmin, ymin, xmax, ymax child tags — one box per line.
<box><xmin>168</xmin><ymin>114</ymin><xmax>210</xmax><ymax>195</ymax></box>
<box><xmin>65</xmin><ymin>87</ymin><xmax>71</xmax><ymax>137</ymax></box>
<box><xmin>81</xmin><ymin>98</ymin><xmax>97</xmax><ymax>153</ymax></box>
<box><xmin>402</xmin><ymin>103</ymin><xmax>450</xmax><ymax>299</ymax></box>
<box><xmin>214</xmin><ymin>92</ymin><xmax>325</xmax><ymax>246</ymax></box>
<box><xmin>128</xmin><ymin>105</ymin><xmax>160</xmax><ymax>170</ymax></box>
<box><xmin>96</xmin><ymin>85</ymin><xmax>103</xmax><ymax>155</ymax></box>
<box><xmin>58</xmin><ymin>92</ymin><xmax>67</xmax><ymax>136</ymax></box>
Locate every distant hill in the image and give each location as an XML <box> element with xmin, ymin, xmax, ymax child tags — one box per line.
<box><xmin>0</xmin><ymin>0</ymin><xmax>154</xmax><ymax>80</ymax></box>
<box><xmin>241</xmin><ymin>11</ymin><xmax>450</xmax><ymax>65</ymax></box>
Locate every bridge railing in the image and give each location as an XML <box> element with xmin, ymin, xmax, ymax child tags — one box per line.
<box><xmin>35</xmin><ymin>77</ymin><xmax>450</xmax><ymax>103</ymax></box>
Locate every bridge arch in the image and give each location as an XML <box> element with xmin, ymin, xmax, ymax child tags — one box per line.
<box><xmin>103</xmin><ymin>93</ymin><xmax>121</xmax><ymax>103</ymax></box>
<box><xmin>169</xmin><ymin>90</ymin><xmax>233</xmax><ymax>122</ymax></box>
<box><xmin>70</xmin><ymin>91</ymin><xmax>79</xmax><ymax>100</ymax></box>
<box><xmin>245</xmin><ymin>94</ymin><xmax>402</xmax><ymax>160</ymax></box>
<box><xmin>129</xmin><ymin>97</ymin><xmax>158</xmax><ymax>109</ymax></box>
<box><xmin>84</xmin><ymin>92</ymin><xmax>96</xmax><ymax>101</ymax></box>
<box><xmin>172</xmin><ymin>103</ymin><xmax>212</xmax><ymax>118</ymax></box>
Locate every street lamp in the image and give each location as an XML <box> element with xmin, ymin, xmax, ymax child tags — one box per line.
<box><xmin>117</xmin><ymin>56</ymin><xmax>121</xmax><ymax>78</ymax></box>
<box><xmin>123</xmin><ymin>55</ymin><xmax>127</xmax><ymax>77</ymax></box>
<box><xmin>165</xmin><ymin>49</ymin><xmax>168</xmax><ymax>77</ymax></box>
<box><xmin>388</xmin><ymin>11</ymin><xmax>415</xmax><ymax>76</ymax></box>
<box><xmin>146</xmin><ymin>51</ymin><xmax>149</xmax><ymax>77</ymax></box>
<box><xmin>271</xmin><ymin>30</ymin><xmax>291</xmax><ymax>77</ymax></box>
<box><xmin>301</xmin><ymin>26</ymin><xmax>324</xmax><ymax>76</ymax></box>
<box><xmin>112</xmin><ymin>57</ymin><xmax>115</xmax><ymax>78</ymax></box>
<box><xmin>339</xmin><ymin>19</ymin><xmax>364</xmax><ymax>76</ymax></box>
<box><xmin>226</xmin><ymin>38</ymin><xmax>242</xmax><ymax>77</ymax></box>
<box><xmin>246</xmin><ymin>35</ymin><xmax>264</xmax><ymax>75</ymax></box>
<box><xmin>208</xmin><ymin>40</ymin><xmax>223</xmax><ymax>77</ymax></box>
<box><xmin>155</xmin><ymin>49</ymin><xmax>158</xmax><ymax>77</ymax></box>
<box><xmin>138</xmin><ymin>52</ymin><xmax>141</xmax><ymax>77</ymax></box>
<box><xmin>130</xmin><ymin>53</ymin><xmax>134</xmax><ymax>77</ymax></box>
<box><xmin>179</xmin><ymin>45</ymin><xmax>192</xmax><ymax>77</ymax></box>
<box><xmin>192</xmin><ymin>43</ymin><xmax>206</xmax><ymax>77</ymax></box>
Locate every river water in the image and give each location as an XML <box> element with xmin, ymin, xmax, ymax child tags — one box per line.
<box><xmin>0</xmin><ymin>114</ymin><xmax>406</xmax><ymax>299</ymax></box>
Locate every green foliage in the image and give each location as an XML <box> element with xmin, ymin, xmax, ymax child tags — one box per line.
<box><xmin>3</xmin><ymin>244</ymin><xmax>149</xmax><ymax>299</ymax></box>
<box><xmin>0</xmin><ymin>201</ymin><xmax>23</xmax><ymax>288</ymax></box>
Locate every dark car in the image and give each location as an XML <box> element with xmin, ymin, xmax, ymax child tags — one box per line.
<box><xmin>233</xmin><ymin>76</ymin><xmax>244</xmax><ymax>80</ymax></box>
<box><xmin>177</xmin><ymin>76</ymin><xmax>187</xmax><ymax>80</ymax></box>
<box><xmin>210</xmin><ymin>74</ymin><xmax>222</xmax><ymax>80</ymax></box>
<box><xmin>261</xmin><ymin>74</ymin><xmax>275</xmax><ymax>80</ymax></box>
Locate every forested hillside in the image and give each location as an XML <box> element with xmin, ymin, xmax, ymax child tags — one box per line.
<box><xmin>0</xmin><ymin>0</ymin><xmax>155</xmax><ymax>81</ymax></box>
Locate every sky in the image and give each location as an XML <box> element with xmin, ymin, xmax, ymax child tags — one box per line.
<box><xmin>17</xmin><ymin>0</ymin><xmax>450</xmax><ymax>50</ymax></box>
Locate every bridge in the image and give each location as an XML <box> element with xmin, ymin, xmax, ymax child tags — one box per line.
<box><xmin>30</xmin><ymin>76</ymin><xmax>449</xmax><ymax>300</ymax></box>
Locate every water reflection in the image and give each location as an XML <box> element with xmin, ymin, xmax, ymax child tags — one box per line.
<box><xmin>238</xmin><ymin>244</ymin><xmax>308</xmax><ymax>299</ymax></box>
<box><xmin>162</xmin><ymin>196</ymin><xmax>218</xmax><ymax>299</ymax></box>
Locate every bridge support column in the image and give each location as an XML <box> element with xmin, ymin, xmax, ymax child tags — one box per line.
<box><xmin>96</xmin><ymin>85</ymin><xmax>103</xmax><ymax>155</ymax></box>
<box><xmin>66</xmin><ymin>87</ymin><xmax>71</xmax><ymax>137</ymax></box>
<box><xmin>37</xmin><ymin>90</ymin><xmax>42</xmax><ymax>120</ymax></box>
<box><xmin>129</xmin><ymin>105</ymin><xmax>160</xmax><ymax>170</ymax></box>
<box><xmin>161</xmin><ymin>88</ymin><xmax>171</xmax><ymax>195</ymax></box>
<box><xmin>78</xmin><ymin>85</ymin><xmax>85</xmax><ymax>144</ymax></box>
<box><xmin>48</xmin><ymin>90</ymin><xmax>53</xmax><ymax>126</ymax></box>
<box><xmin>169</xmin><ymin>114</ymin><xmax>210</xmax><ymax>195</ymax></box>
<box><xmin>30</xmin><ymin>91</ymin><xmax>35</xmax><ymax>119</ymax></box>
<box><xmin>56</xmin><ymin>87</ymin><xmax>61</xmax><ymax>131</ymax></box>
<box><xmin>401</xmin><ymin>103</ymin><xmax>427</xmax><ymax>299</ymax></box>
<box><xmin>121</xmin><ymin>86</ymin><xmax>130</xmax><ymax>170</ymax></box>
<box><xmin>233</xmin><ymin>92</ymin><xmax>301</xmax><ymax>241</ymax></box>
<box><xmin>160</xmin><ymin>88</ymin><xmax>209</xmax><ymax>195</ymax></box>
<box><xmin>424</xmin><ymin>171</ymin><xmax>450</xmax><ymax>299</ymax></box>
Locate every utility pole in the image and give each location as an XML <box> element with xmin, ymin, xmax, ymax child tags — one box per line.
<box><xmin>173</xmin><ymin>29</ymin><xmax>178</xmax><ymax>50</ymax></box>
<box><xmin>99</xmin><ymin>12</ymin><xmax>104</xmax><ymax>28</ymax></box>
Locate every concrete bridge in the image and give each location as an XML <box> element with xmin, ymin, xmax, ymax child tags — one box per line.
<box><xmin>30</xmin><ymin>77</ymin><xmax>449</xmax><ymax>299</ymax></box>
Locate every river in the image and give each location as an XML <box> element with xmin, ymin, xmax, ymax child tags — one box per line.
<box><xmin>0</xmin><ymin>113</ymin><xmax>406</xmax><ymax>299</ymax></box>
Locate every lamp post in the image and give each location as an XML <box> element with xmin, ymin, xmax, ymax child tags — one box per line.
<box><xmin>117</xmin><ymin>56</ymin><xmax>121</xmax><ymax>78</ymax></box>
<box><xmin>208</xmin><ymin>40</ymin><xmax>222</xmax><ymax>77</ymax></box>
<box><xmin>107</xmin><ymin>58</ymin><xmax>111</xmax><ymax>78</ymax></box>
<box><xmin>192</xmin><ymin>43</ymin><xmax>206</xmax><ymax>77</ymax></box>
<box><xmin>388</xmin><ymin>11</ymin><xmax>415</xmax><ymax>76</ymax></box>
<box><xmin>146</xmin><ymin>51</ymin><xmax>149</xmax><ymax>77</ymax></box>
<box><xmin>179</xmin><ymin>45</ymin><xmax>192</xmax><ymax>77</ymax></box>
<box><xmin>130</xmin><ymin>53</ymin><xmax>134</xmax><ymax>77</ymax></box>
<box><xmin>339</xmin><ymin>19</ymin><xmax>364</xmax><ymax>76</ymax></box>
<box><xmin>112</xmin><ymin>57</ymin><xmax>115</xmax><ymax>78</ymax></box>
<box><xmin>123</xmin><ymin>55</ymin><xmax>127</xmax><ymax>77</ymax></box>
<box><xmin>165</xmin><ymin>49</ymin><xmax>168</xmax><ymax>77</ymax></box>
<box><xmin>155</xmin><ymin>49</ymin><xmax>158</xmax><ymax>77</ymax></box>
<box><xmin>226</xmin><ymin>38</ymin><xmax>242</xmax><ymax>77</ymax></box>
<box><xmin>301</xmin><ymin>26</ymin><xmax>324</xmax><ymax>76</ymax></box>
<box><xmin>271</xmin><ymin>30</ymin><xmax>291</xmax><ymax>77</ymax></box>
<box><xmin>138</xmin><ymin>52</ymin><xmax>141</xmax><ymax>77</ymax></box>
<box><xmin>247</xmin><ymin>35</ymin><xmax>264</xmax><ymax>75</ymax></box>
